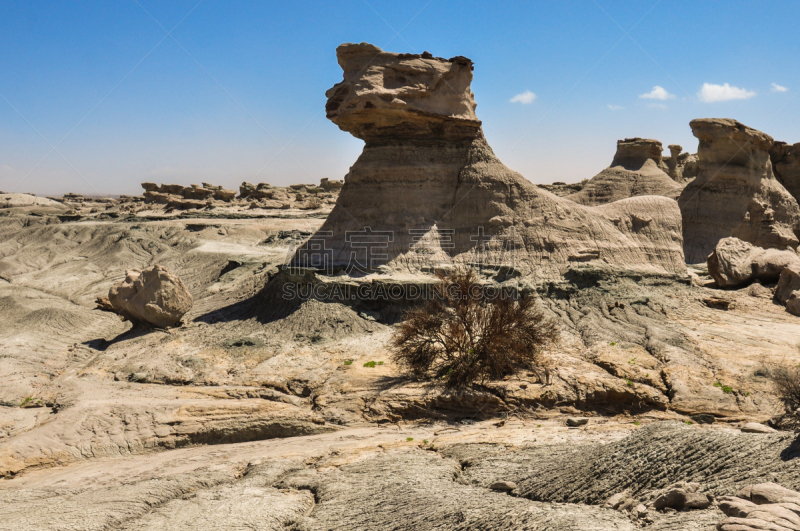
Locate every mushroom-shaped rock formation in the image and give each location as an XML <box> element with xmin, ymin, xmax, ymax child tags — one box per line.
<box><xmin>678</xmin><ymin>118</ymin><xmax>800</xmax><ymax>263</ymax></box>
<box><xmin>566</xmin><ymin>138</ymin><xmax>683</xmax><ymax>205</ymax></box>
<box><xmin>664</xmin><ymin>144</ymin><xmax>698</xmax><ymax>183</ymax></box>
<box><xmin>292</xmin><ymin>43</ymin><xmax>686</xmax><ymax>281</ymax></box>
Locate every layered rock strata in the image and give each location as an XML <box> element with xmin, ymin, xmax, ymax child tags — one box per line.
<box><xmin>678</xmin><ymin>118</ymin><xmax>800</xmax><ymax>263</ymax></box>
<box><xmin>292</xmin><ymin>43</ymin><xmax>686</xmax><ymax>281</ymax></box>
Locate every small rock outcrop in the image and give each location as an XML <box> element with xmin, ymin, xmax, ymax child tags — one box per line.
<box><xmin>678</xmin><ymin>118</ymin><xmax>800</xmax><ymax>263</ymax></box>
<box><xmin>566</xmin><ymin>138</ymin><xmax>683</xmax><ymax>205</ymax></box>
<box><xmin>292</xmin><ymin>43</ymin><xmax>686</xmax><ymax>280</ymax></box>
<box><xmin>718</xmin><ymin>483</ymin><xmax>800</xmax><ymax>530</ymax></box>
<box><xmin>108</xmin><ymin>265</ymin><xmax>193</xmax><ymax>328</ymax></box>
<box><xmin>707</xmin><ymin>237</ymin><xmax>800</xmax><ymax>287</ymax></box>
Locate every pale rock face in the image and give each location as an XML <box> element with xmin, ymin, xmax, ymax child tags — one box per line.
<box><xmin>567</xmin><ymin>138</ymin><xmax>683</xmax><ymax>205</ymax></box>
<box><xmin>679</xmin><ymin>118</ymin><xmax>800</xmax><ymax>263</ymax></box>
<box><xmin>292</xmin><ymin>44</ymin><xmax>687</xmax><ymax>281</ymax></box>
<box><xmin>108</xmin><ymin>265</ymin><xmax>193</xmax><ymax>328</ymax></box>
<box><xmin>706</xmin><ymin>237</ymin><xmax>800</xmax><ymax>287</ymax></box>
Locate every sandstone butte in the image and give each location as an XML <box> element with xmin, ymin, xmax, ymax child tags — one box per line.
<box><xmin>292</xmin><ymin>42</ymin><xmax>686</xmax><ymax>281</ymax></box>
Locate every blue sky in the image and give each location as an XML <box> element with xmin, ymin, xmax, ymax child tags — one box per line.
<box><xmin>1</xmin><ymin>1</ymin><xmax>799</xmax><ymax>196</ymax></box>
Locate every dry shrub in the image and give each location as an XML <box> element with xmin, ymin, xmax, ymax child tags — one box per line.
<box><xmin>391</xmin><ymin>268</ymin><xmax>558</xmax><ymax>389</ymax></box>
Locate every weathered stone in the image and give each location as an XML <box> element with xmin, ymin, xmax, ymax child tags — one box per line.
<box><xmin>489</xmin><ymin>480</ymin><xmax>517</xmax><ymax>491</ymax></box>
<box><xmin>566</xmin><ymin>417</ymin><xmax>589</xmax><ymax>427</ymax></box>
<box><xmin>690</xmin><ymin>413</ymin><xmax>715</xmax><ymax>424</ymax></box>
<box><xmin>566</xmin><ymin>138</ymin><xmax>682</xmax><ymax>205</ymax></box>
<box><xmin>108</xmin><ymin>265</ymin><xmax>193</xmax><ymax>328</ymax></box>
<box><xmin>679</xmin><ymin>118</ymin><xmax>800</xmax><ymax>263</ymax></box>
<box><xmin>143</xmin><ymin>191</ymin><xmax>174</xmax><ymax>205</ymax></box>
<box><xmin>703</xmin><ymin>296</ymin><xmax>735</xmax><ymax>310</ymax></box>
<box><xmin>741</xmin><ymin>422</ymin><xmax>778</xmax><ymax>434</ymax></box>
<box><xmin>707</xmin><ymin>237</ymin><xmax>800</xmax><ymax>287</ymax></box>
<box><xmin>292</xmin><ymin>43</ymin><xmax>687</xmax><ymax>281</ymax></box>
<box><xmin>160</xmin><ymin>184</ymin><xmax>185</xmax><ymax>195</ymax></box>
<box><xmin>776</xmin><ymin>263</ymin><xmax>800</xmax><ymax>316</ymax></box>
<box><xmin>212</xmin><ymin>189</ymin><xmax>237</xmax><ymax>202</ymax></box>
<box><xmin>320</xmin><ymin>178</ymin><xmax>343</xmax><ymax>192</ymax></box>
<box><xmin>181</xmin><ymin>186</ymin><xmax>214</xmax><ymax>200</ymax></box>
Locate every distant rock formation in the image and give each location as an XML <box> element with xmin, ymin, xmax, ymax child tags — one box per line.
<box><xmin>565</xmin><ymin>138</ymin><xmax>683</xmax><ymax>205</ymax></box>
<box><xmin>141</xmin><ymin>183</ymin><xmax>237</xmax><ymax>204</ymax></box>
<box><xmin>664</xmin><ymin>144</ymin><xmax>698</xmax><ymax>183</ymax></box>
<box><xmin>108</xmin><ymin>265</ymin><xmax>192</xmax><ymax>328</ymax></box>
<box><xmin>292</xmin><ymin>43</ymin><xmax>686</xmax><ymax>280</ymax></box>
<box><xmin>678</xmin><ymin>118</ymin><xmax>800</xmax><ymax>263</ymax></box>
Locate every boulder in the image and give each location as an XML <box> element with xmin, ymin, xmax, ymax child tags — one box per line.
<box><xmin>678</xmin><ymin>118</ymin><xmax>800</xmax><ymax>263</ymax></box>
<box><xmin>776</xmin><ymin>264</ymin><xmax>800</xmax><ymax>316</ymax></box>
<box><xmin>566</xmin><ymin>417</ymin><xmax>589</xmax><ymax>427</ymax></box>
<box><xmin>489</xmin><ymin>481</ymin><xmax>516</xmax><ymax>491</ymax></box>
<box><xmin>740</xmin><ymin>422</ymin><xmax>778</xmax><ymax>434</ymax></box>
<box><xmin>566</xmin><ymin>138</ymin><xmax>683</xmax><ymax>205</ymax></box>
<box><xmin>707</xmin><ymin>237</ymin><xmax>800</xmax><ymax>287</ymax></box>
<box><xmin>718</xmin><ymin>484</ymin><xmax>800</xmax><ymax>531</ymax></box>
<box><xmin>291</xmin><ymin>43</ymin><xmax>686</xmax><ymax>281</ymax></box>
<box><xmin>653</xmin><ymin>482</ymin><xmax>710</xmax><ymax>510</ymax></box>
<box><xmin>202</xmin><ymin>182</ymin><xmax>222</xmax><ymax>190</ymax></box>
<box><xmin>107</xmin><ymin>265</ymin><xmax>193</xmax><ymax>328</ymax></box>
<box><xmin>690</xmin><ymin>413</ymin><xmax>715</xmax><ymax>424</ymax></box>
<box><xmin>141</xmin><ymin>182</ymin><xmax>159</xmax><ymax>192</ymax></box>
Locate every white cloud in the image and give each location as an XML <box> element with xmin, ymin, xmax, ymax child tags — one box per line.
<box><xmin>510</xmin><ymin>90</ymin><xmax>537</xmax><ymax>104</ymax></box>
<box><xmin>697</xmin><ymin>83</ymin><xmax>756</xmax><ymax>102</ymax></box>
<box><xmin>606</xmin><ymin>104</ymin><xmax>624</xmax><ymax>110</ymax></box>
<box><xmin>771</xmin><ymin>83</ymin><xmax>788</xmax><ymax>93</ymax></box>
<box><xmin>639</xmin><ymin>86</ymin><xmax>675</xmax><ymax>100</ymax></box>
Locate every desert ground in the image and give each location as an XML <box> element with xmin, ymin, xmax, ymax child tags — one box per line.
<box><xmin>3</xmin><ymin>43</ymin><xmax>800</xmax><ymax>530</ymax></box>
